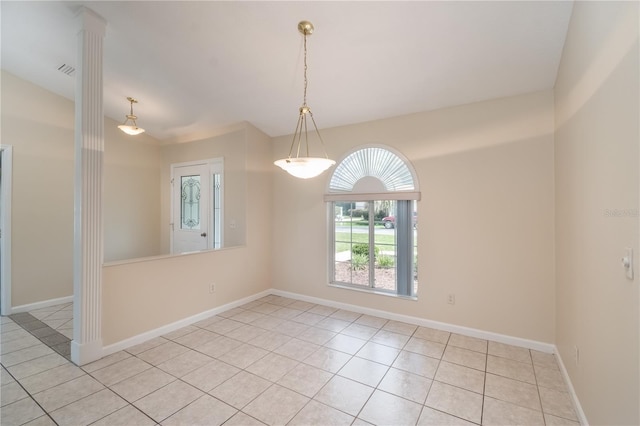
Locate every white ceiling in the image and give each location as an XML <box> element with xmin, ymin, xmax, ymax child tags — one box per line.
<box><xmin>1</xmin><ymin>1</ymin><xmax>574</xmax><ymax>142</ymax></box>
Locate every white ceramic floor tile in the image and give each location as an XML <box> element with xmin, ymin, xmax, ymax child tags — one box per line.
<box><xmin>370</xmin><ymin>329</ymin><xmax>411</xmax><ymax>349</ymax></box>
<box><xmin>356</xmin><ymin>341</ymin><xmax>401</xmax><ymax>365</ymax></box>
<box><xmin>1</xmin><ymin>345</ymin><xmax>55</xmax><ymax>368</ymax></box>
<box><xmin>6</xmin><ymin>353</ymin><xmax>69</xmax><ymax>380</ymax></box>
<box><xmin>341</xmin><ymin>323</ymin><xmax>378</xmax><ymax>340</ymax></box>
<box><xmin>156</xmin><ymin>349</ymin><xmax>212</xmax><ymax>378</ymax></box>
<box><xmin>32</xmin><ymin>374</ymin><xmax>105</xmax><ymax>412</ymax></box>
<box><xmin>91</xmin><ymin>356</ymin><xmax>152</xmax><ymax>387</ymax></box>
<box><xmin>488</xmin><ymin>341</ymin><xmax>532</xmax><ymax>364</ymax></box>
<box><xmin>91</xmin><ymin>404</ymin><xmax>156</xmax><ymax>426</ymax></box>
<box><xmin>180</xmin><ymin>358</ymin><xmax>240</xmax><ymax>392</ymax></box>
<box><xmin>359</xmin><ymin>389</ymin><xmax>423</xmax><ymax>425</ymax></box>
<box><xmin>109</xmin><ymin>367</ymin><xmax>177</xmax><ymax>403</ymax></box>
<box><xmin>442</xmin><ymin>345</ymin><xmax>487</xmax><ymax>371</ymax></box>
<box><xmin>414</xmin><ymin>327</ymin><xmax>451</xmax><ymax>344</ymax></box>
<box><xmin>435</xmin><ymin>361</ymin><xmax>485</xmax><ymax>394</ymax></box>
<box><xmin>20</xmin><ymin>364</ymin><xmax>86</xmax><ymax>394</ymax></box>
<box><xmin>538</xmin><ymin>386</ymin><xmax>578</xmax><ymax>421</ymax></box>
<box><xmin>133</xmin><ymin>380</ymin><xmax>203</xmax><ymax>423</ymax></box>
<box><xmin>303</xmin><ymin>347</ymin><xmax>352</xmax><ymax>373</ymax></box>
<box><xmin>485</xmin><ymin>373</ymin><xmax>541</xmax><ymax>411</ymax></box>
<box><xmin>1</xmin><ymin>381</ymin><xmax>29</xmax><ymax>407</ymax></box>
<box><xmin>448</xmin><ymin>334</ymin><xmax>488</xmax><ymax>354</ymax></box>
<box><xmin>405</xmin><ymin>337</ymin><xmax>446</xmax><ymax>359</ymax></box>
<box><xmin>417</xmin><ymin>406</ymin><xmax>477</xmax><ymax>425</ymax></box>
<box><xmin>338</xmin><ymin>356</ymin><xmax>389</xmax><ymax>387</ymax></box>
<box><xmin>483</xmin><ymin>396</ymin><xmax>545</xmax><ymax>425</ymax></box>
<box><xmin>425</xmin><ymin>381</ymin><xmax>483</xmax><ymax>424</ymax></box>
<box><xmin>243</xmin><ymin>384</ymin><xmax>310</xmax><ymax>425</ymax></box>
<box><xmin>277</xmin><ymin>363</ymin><xmax>333</xmax><ymax>397</ymax></box>
<box><xmin>9</xmin><ymin>299</ymin><xmax>582</xmax><ymax>426</ymax></box>
<box><xmin>392</xmin><ymin>350</ymin><xmax>440</xmax><ymax>378</ymax></box>
<box><xmin>378</xmin><ymin>367</ymin><xmax>432</xmax><ymax>404</ymax></box>
<box><xmin>289</xmin><ymin>399</ymin><xmax>354</xmax><ymax>426</ymax></box>
<box><xmin>162</xmin><ymin>394</ymin><xmax>237</xmax><ymax>426</ymax></box>
<box><xmin>315</xmin><ymin>317</ymin><xmax>351</xmax><ymax>333</ymax></box>
<box><xmin>217</xmin><ymin>343</ymin><xmax>268</xmax><ymax>369</ymax></box>
<box><xmin>1</xmin><ymin>396</ymin><xmax>46</xmax><ymax>425</ymax></box>
<box><xmin>245</xmin><ymin>352</ymin><xmax>299</xmax><ymax>382</ymax></box>
<box><xmin>273</xmin><ymin>338</ymin><xmax>319</xmax><ymax>360</ymax></box>
<box><xmin>209</xmin><ymin>371</ymin><xmax>271</xmax><ymax>409</ymax></box>
<box><xmin>354</xmin><ymin>315</ymin><xmax>388</xmax><ymax>329</ymax></box>
<box><xmin>382</xmin><ymin>320</ymin><xmax>418</xmax><ymax>336</ymax></box>
<box><xmin>314</xmin><ymin>376</ymin><xmax>374</xmax><ymax>417</ymax></box>
<box><xmin>324</xmin><ymin>333</ymin><xmax>367</xmax><ymax>355</ymax></box>
<box><xmin>49</xmin><ymin>389</ymin><xmax>128</xmax><ymax>426</ymax></box>
<box><xmin>487</xmin><ymin>354</ymin><xmax>536</xmax><ymax>384</ymax></box>
<box><xmin>136</xmin><ymin>341</ymin><xmax>190</xmax><ymax>366</ymax></box>
<box><xmin>223</xmin><ymin>411</ymin><xmax>267</xmax><ymax>425</ymax></box>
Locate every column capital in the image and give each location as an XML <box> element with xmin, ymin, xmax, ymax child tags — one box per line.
<box><xmin>75</xmin><ymin>6</ymin><xmax>107</xmax><ymax>37</ymax></box>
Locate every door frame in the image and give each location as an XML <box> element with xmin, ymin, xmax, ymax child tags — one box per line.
<box><xmin>169</xmin><ymin>158</ymin><xmax>224</xmax><ymax>254</ymax></box>
<box><xmin>0</xmin><ymin>145</ymin><xmax>13</xmax><ymax>315</ymax></box>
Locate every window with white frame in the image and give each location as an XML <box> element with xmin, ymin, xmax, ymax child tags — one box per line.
<box><xmin>325</xmin><ymin>146</ymin><xmax>420</xmax><ymax>297</ymax></box>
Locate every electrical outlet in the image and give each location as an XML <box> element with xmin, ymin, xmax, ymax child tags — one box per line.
<box><xmin>447</xmin><ymin>294</ymin><xmax>456</xmax><ymax>305</ymax></box>
<box><xmin>209</xmin><ymin>283</ymin><xmax>216</xmax><ymax>294</ymax></box>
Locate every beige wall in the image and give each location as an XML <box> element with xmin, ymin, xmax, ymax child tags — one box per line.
<box><xmin>1</xmin><ymin>71</ymin><xmax>75</xmax><ymax>306</ymax></box>
<box><xmin>159</xmin><ymin>125</ymin><xmax>248</xmax><ymax>252</ymax></box>
<box><xmin>1</xmin><ymin>70</ymin><xmax>162</xmax><ymax>307</ymax></box>
<box><xmin>104</xmin><ymin>116</ymin><xmax>162</xmax><ymax>262</ymax></box>
<box><xmin>271</xmin><ymin>90</ymin><xmax>556</xmax><ymax>343</ymax></box>
<box><xmin>554</xmin><ymin>2</ymin><xmax>639</xmax><ymax>425</ymax></box>
<box><xmin>103</xmin><ymin>123</ymin><xmax>272</xmax><ymax>345</ymax></box>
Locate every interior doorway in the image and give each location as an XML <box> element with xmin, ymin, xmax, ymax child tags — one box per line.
<box><xmin>0</xmin><ymin>145</ymin><xmax>13</xmax><ymax>315</ymax></box>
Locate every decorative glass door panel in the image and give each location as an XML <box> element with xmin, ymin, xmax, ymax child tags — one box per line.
<box><xmin>172</xmin><ymin>164</ymin><xmax>209</xmax><ymax>253</ymax></box>
<box><xmin>180</xmin><ymin>175</ymin><xmax>201</xmax><ymax>230</ymax></box>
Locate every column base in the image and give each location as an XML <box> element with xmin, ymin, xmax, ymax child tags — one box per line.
<box><xmin>70</xmin><ymin>339</ymin><xmax>103</xmax><ymax>366</ymax></box>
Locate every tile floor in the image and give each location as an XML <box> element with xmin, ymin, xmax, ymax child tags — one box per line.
<box><xmin>1</xmin><ymin>295</ymin><xmax>580</xmax><ymax>425</ymax></box>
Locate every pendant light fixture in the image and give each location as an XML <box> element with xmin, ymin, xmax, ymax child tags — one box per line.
<box><xmin>274</xmin><ymin>21</ymin><xmax>335</xmax><ymax>179</ymax></box>
<box><xmin>118</xmin><ymin>97</ymin><xmax>145</xmax><ymax>136</ymax></box>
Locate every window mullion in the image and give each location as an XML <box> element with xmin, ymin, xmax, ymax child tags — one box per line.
<box><xmin>368</xmin><ymin>202</ymin><xmax>375</xmax><ymax>289</ymax></box>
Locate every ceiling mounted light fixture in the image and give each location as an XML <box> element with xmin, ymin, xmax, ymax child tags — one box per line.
<box><xmin>118</xmin><ymin>97</ymin><xmax>145</xmax><ymax>136</ymax></box>
<box><xmin>274</xmin><ymin>21</ymin><xmax>335</xmax><ymax>179</ymax></box>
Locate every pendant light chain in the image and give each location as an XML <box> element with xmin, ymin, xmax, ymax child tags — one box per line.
<box><xmin>273</xmin><ymin>21</ymin><xmax>335</xmax><ymax>179</ymax></box>
<box><xmin>303</xmin><ymin>30</ymin><xmax>308</xmax><ymax>108</ymax></box>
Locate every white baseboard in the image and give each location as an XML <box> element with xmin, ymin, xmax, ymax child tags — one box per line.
<box><xmin>101</xmin><ymin>289</ymin><xmax>272</xmax><ymax>357</ymax></box>
<box><xmin>555</xmin><ymin>348</ymin><xmax>589</xmax><ymax>425</ymax></box>
<box><xmin>271</xmin><ymin>289</ymin><xmax>556</xmax><ymax>353</ymax></box>
<box><xmin>11</xmin><ymin>295</ymin><xmax>73</xmax><ymax>314</ymax></box>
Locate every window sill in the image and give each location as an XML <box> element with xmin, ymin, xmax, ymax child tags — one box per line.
<box><xmin>328</xmin><ymin>282</ymin><xmax>418</xmax><ymax>301</ymax></box>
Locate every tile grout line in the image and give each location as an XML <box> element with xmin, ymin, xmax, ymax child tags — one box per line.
<box><xmin>8</xmin><ymin>312</ymin><xmax>71</xmax><ymax>360</ymax></box>
<box><xmin>1</xmin><ymin>360</ymin><xmax>61</xmax><ymax>425</ymax></box>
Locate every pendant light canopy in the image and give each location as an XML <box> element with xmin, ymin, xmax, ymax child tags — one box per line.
<box><xmin>274</xmin><ymin>21</ymin><xmax>335</xmax><ymax>179</ymax></box>
<box><xmin>118</xmin><ymin>97</ymin><xmax>145</xmax><ymax>136</ymax></box>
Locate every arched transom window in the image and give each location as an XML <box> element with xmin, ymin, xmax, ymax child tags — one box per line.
<box><xmin>325</xmin><ymin>146</ymin><xmax>420</xmax><ymax>298</ymax></box>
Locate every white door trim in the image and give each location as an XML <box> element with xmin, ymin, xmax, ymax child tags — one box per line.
<box><xmin>170</xmin><ymin>158</ymin><xmax>224</xmax><ymax>254</ymax></box>
<box><xmin>0</xmin><ymin>145</ymin><xmax>13</xmax><ymax>315</ymax></box>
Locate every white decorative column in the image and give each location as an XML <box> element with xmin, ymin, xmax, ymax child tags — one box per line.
<box><xmin>72</xmin><ymin>7</ymin><xmax>107</xmax><ymax>366</ymax></box>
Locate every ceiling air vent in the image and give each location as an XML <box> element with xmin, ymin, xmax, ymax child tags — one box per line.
<box><xmin>57</xmin><ymin>63</ymin><xmax>76</xmax><ymax>77</ymax></box>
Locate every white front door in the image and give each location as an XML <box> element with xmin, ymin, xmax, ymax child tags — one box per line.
<box><xmin>172</xmin><ymin>164</ymin><xmax>210</xmax><ymax>253</ymax></box>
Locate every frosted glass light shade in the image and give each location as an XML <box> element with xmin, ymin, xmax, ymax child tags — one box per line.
<box><xmin>118</xmin><ymin>124</ymin><xmax>145</xmax><ymax>135</ymax></box>
<box><xmin>274</xmin><ymin>157</ymin><xmax>336</xmax><ymax>179</ymax></box>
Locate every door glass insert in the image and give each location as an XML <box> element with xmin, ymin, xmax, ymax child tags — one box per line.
<box><xmin>181</xmin><ymin>175</ymin><xmax>201</xmax><ymax>230</ymax></box>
